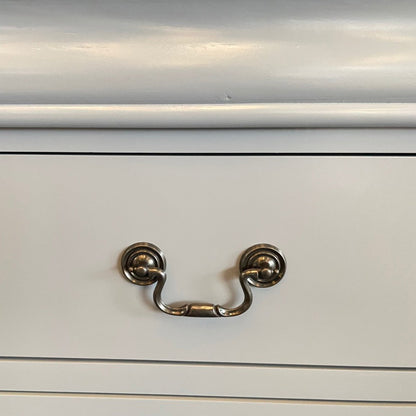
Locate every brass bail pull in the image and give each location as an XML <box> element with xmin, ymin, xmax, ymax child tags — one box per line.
<box><xmin>120</xmin><ymin>242</ymin><xmax>287</xmax><ymax>318</ymax></box>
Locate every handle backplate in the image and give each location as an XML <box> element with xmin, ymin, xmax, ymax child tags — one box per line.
<box><xmin>120</xmin><ymin>242</ymin><xmax>286</xmax><ymax>318</ymax></box>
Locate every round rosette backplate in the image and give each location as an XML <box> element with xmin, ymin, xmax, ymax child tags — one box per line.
<box><xmin>239</xmin><ymin>243</ymin><xmax>287</xmax><ymax>288</ymax></box>
<box><xmin>121</xmin><ymin>242</ymin><xmax>166</xmax><ymax>285</ymax></box>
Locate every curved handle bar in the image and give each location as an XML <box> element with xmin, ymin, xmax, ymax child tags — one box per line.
<box><xmin>120</xmin><ymin>242</ymin><xmax>286</xmax><ymax>318</ymax></box>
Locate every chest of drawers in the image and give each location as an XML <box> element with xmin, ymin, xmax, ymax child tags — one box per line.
<box><xmin>1</xmin><ymin>1</ymin><xmax>415</xmax><ymax>414</ymax></box>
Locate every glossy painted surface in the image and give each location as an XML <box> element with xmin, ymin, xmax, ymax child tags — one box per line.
<box><xmin>1</xmin><ymin>1</ymin><xmax>416</xmax><ymax>104</ymax></box>
<box><xmin>2</xmin><ymin>128</ymin><xmax>416</xmax><ymax>154</ymax></box>
<box><xmin>2</xmin><ymin>359</ymin><xmax>415</xmax><ymax>401</ymax></box>
<box><xmin>0</xmin><ymin>103</ymin><xmax>416</xmax><ymax>128</ymax></box>
<box><xmin>0</xmin><ymin>155</ymin><xmax>415</xmax><ymax>367</ymax></box>
<box><xmin>1</xmin><ymin>395</ymin><xmax>415</xmax><ymax>416</ymax></box>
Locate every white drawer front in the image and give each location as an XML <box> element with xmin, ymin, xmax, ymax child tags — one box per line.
<box><xmin>1</xmin><ymin>394</ymin><xmax>415</xmax><ymax>416</ymax></box>
<box><xmin>1</xmin><ymin>359</ymin><xmax>415</xmax><ymax>402</ymax></box>
<box><xmin>0</xmin><ymin>155</ymin><xmax>415</xmax><ymax>366</ymax></box>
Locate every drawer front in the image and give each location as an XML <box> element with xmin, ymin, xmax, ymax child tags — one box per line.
<box><xmin>0</xmin><ymin>155</ymin><xmax>415</xmax><ymax>366</ymax></box>
<box><xmin>1</xmin><ymin>359</ymin><xmax>415</xmax><ymax>402</ymax></box>
<box><xmin>1</xmin><ymin>394</ymin><xmax>415</xmax><ymax>416</ymax></box>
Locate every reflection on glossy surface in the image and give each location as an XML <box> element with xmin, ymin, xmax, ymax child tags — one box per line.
<box><xmin>1</xmin><ymin>0</ymin><xmax>416</xmax><ymax>103</ymax></box>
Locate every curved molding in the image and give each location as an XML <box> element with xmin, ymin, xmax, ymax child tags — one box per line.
<box><xmin>3</xmin><ymin>2</ymin><xmax>416</xmax><ymax>105</ymax></box>
<box><xmin>0</xmin><ymin>103</ymin><xmax>416</xmax><ymax>129</ymax></box>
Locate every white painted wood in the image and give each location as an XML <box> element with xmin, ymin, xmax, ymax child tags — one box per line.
<box><xmin>1</xmin><ymin>359</ymin><xmax>415</xmax><ymax>402</ymax></box>
<box><xmin>1</xmin><ymin>104</ymin><xmax>416</xmax><ymax>128</ymax></box>
<box><xmin>2</xmin><ymin>129</ymin><xmax>416</xmax><ymax>154</ymax></box>
<box><xmin>0</xmin><ymin>156</ymin><xmax>415</xmax><ymax>366</ymax></box>
<box><xmin>2</xmin><ymin>1</ymin><xmax>416</xmax><ymax>105</ymax></box>
<box><xmin>0</xmin><ymin>394</ymin><xmax>415</xmax><ymax>416</ymax></box>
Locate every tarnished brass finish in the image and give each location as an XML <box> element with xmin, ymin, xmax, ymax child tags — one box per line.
<box><xmin>120</xmin><ymin>242</ymin><xmax>286</xmax><ymax>318</ymax></box>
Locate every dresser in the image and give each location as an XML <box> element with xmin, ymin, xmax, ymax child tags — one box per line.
<box><xmin>1</xmin><ymin>1</ymin><xmax>415</xmax><ymax>414</ymax></box>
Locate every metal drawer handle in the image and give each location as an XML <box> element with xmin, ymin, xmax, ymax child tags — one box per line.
<box><xmin>120</xmin><ymin>242</ymin><xmax>286</xmax><ymax>318</ymax></box>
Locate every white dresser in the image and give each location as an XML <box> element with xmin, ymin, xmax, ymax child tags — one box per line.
<box><xmin>0</xmin><ymin>1</ymin><xmax>415</xmax><ymax>414</ymax></box>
